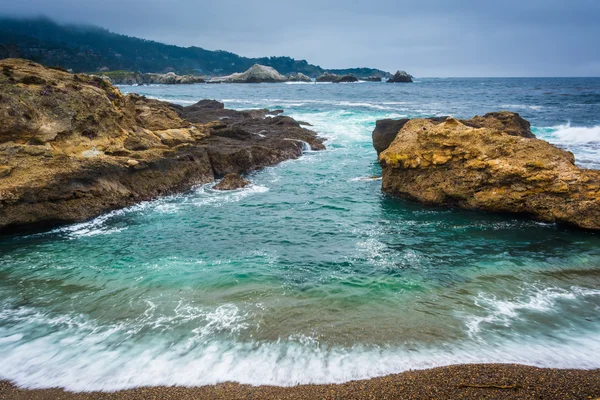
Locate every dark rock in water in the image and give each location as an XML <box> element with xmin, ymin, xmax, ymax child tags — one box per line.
<box><xmin>0</xmin><ymin>59</ymin><xmax>325</xmax><ymax>234</ymax></box>
<box><xmin>287</xmin><ymin>73</ymin><xmax>312</xmax><ymax>82</ymax></box>
<box><xmin>363</xmin><ymin>76</ymin><xmax>382</xmax><ymax>82</ymax></box>
<box><xmin>372</xmin><ymin>119</ymin><xmax>410</xmax><ymax>155</ymax></box>
<box><xmin>334</xmin><ymin>75</ymin><xmax>358</xmax><ymax>83</ymax></box>
<box><xmin>213</xmin><ymin>173</ymin><xmax>250</xmax><ymax>190</ymax></box>
<box><xmin>316</xmin><ymin>72</ymin><xmax>339</xmax><ymax>83</ymax></box>
<box><xmin>387</xmin><ymin>71</ymin><xmax>413</xmax><ymax>83</ymax></box>
<box><xmin>376</xmin><ymin>112</ymin><xmax>600</xmax><ymax>230</ymax></box>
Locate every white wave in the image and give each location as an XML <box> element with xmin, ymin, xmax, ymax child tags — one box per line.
<box><xmin>464</xmin><ymin>286</ymin><xmax>600</xmax><ymax>336</ymax></box>
<box><xmin>546</xmin><ymin>123</ymin><xmax>600</xmax><ymax>145</ymax></box>
<box><xmin>146</xmin><ymin>97</ymin><xmax>197</xmax><ymax>105</ymax></box>
<box><xmin>501</xmin><ymin>104</ymin><xmax>544</xmax><ymax>111</ymax></box>
<box><xmin>1</xmin><ymin>312</ymin><xmax>600</xmax><ymax>391</ymax></box>
<box><xmin>284</xmin><ymin>81</ymin><xmax>315</xmax><ymax>85</ymax></box>
<box><xmin>349</xmin><ymin>176</ymin><xmax>382</xmax><ymax>182</ymax></box>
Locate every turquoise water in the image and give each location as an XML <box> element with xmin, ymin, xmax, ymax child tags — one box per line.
<box><xmin>1</xmin><ymin>79</ymin><xmax>600</xmax><ymax>390</ymax></box>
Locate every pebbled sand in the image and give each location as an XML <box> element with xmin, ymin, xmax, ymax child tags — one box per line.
<box><xmin>1</xmin><ymin>364</ymin><xmax>600</xmax><ymax>399</ymax></box>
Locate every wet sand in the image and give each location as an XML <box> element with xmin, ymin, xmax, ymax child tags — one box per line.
<box><xmin>1</xmin><ymin>364</ymin><xmax>599</xmax><ymax>399</ymax></box>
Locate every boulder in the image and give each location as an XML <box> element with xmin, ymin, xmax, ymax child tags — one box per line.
<box><xmin>387</xmin><ymin>70</ymin><xmax>413</xmax><ymax>83</ymax></box>
<box><xmin>377</xmin><ymin>113</ymin><xmax>600</xmax><ymax>230</ymax></box>
<box><xmin>287</xmin><ymin>73</ymin><xmax>312</xmax><ymax>82</ymax></box>
<box><xmin>333</xmin><ymin>74</ymin><xmax>358</xmax><ymax>83</ymax></box>
<box><xmin>372</xmin><ymin>112</ymin><xmax>531</xmax><ymax>155</ymax></box>
<box><xmin>316</xmin><ymin>72</ymin><xmax>339</xmax><ymax>83</ymax></box>
<box><xmin>0</xmin><ymin>59</ymin><xmax>325</xmax><ymax>233</ymax></box>
<box><xmin>209</xmin><ymin>64</ymin><xmax>287</xmax><ymax>83</ymax></box>
<box><xmin>213</xmin><ymin>173</ymin><xmax>250</xmax><ymax>190</ymax></box>
<box><xmin>363</xmin><ymin>76</ymin><xmax>382</xmax><ymax>82</ymax></box>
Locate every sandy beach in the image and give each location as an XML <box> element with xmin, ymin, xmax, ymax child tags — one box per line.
<box><xmin>1</xmin><ymin>364</ymin><xmax>599</xmax><ymax>399</ymax></box>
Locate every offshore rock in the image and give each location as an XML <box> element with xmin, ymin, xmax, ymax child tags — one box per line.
<box><xmin>287</xmin><ymin>73</ymin><xmax>312</xmax><ymax>82</ymax></box>
<box><xmin>363</xmin><ymin>76</ymin><xmax>382</xmax><ymax>82</ymax></box>
<box><xmin>377</xmin><ymin>114</ymin><xmax>600</xmax><ymax>229</ymax></box>
<box><xmin>97</xmin><ymin>71</ymin><xmax>205</xmax><ymax>85</ymax></box>
<box><xmin>333</xmin><ymin>75</ymin><xmax>358</xmax><ymax>83</ymax></box>
<box><xmin>0</xmin><ymin>59</ymin><xmax>324</xmax><ymax>233</ymax></box>
<box><xmin>387</xmin><ymin>70</ymin><xmax>413</xmax><ymax>83</ymax></box>
<box><xmin>209</xmin><ymin>64</ymin><xmax>287</xmax><ymax>83</ymax></box>
<box><xmin>316</xmin><ymin>72</ymin><xmax>339</xmax><ymax>83</ymax></box>
<box><xmin>372</xmin><ymin>112</ymin><xmax>532</xmax><ymax>155</ymax></box>
<box><xmin>213</xmin><ymin>173</ymin><xmax>250</xmax><ymax>190</ymax></box>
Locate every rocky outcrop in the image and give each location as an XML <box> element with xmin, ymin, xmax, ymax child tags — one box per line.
<box><xmin>387</xmin><ymin>71</ymin><xmax>413</xmax><ymax>83</ymax></box>
<box><xmin>213</xmin><ymin>173</ymin><xmax>250</xmax><ymax>190</ymax></box>
<box><xmin>143</xmin><ymin>72</ymin><xmax>205</xmax><ymax>84</ymax></box>
<box><xmin>315</xmin><ymin>73</ymin><xmax>359</xmax><ymax>83</ymax></box>
<box><xmin>209</xmin><ymin>64</ymin><xmax>287</xmax><ymax>83</ymax></box>
<box><xmin>363</xmin><ymin>76</ymin><xmax>382</xmax><ymax>82</ymax></box>
<box><xmin>377</xmin><ymin>113</ymin><xmax>600</xmax><ymax>229</ymax></box>
<box><xmin>334</xmin><ymin>75</ymin><xmax>358</xmax><ymax>83</ymax></box>
<box><xmin>97</xmin><ymin>71</ymin><xmax>205</xmax><ymax>85</ymax></box>
<box><xmin>287</xmin><ymin>73</ymin><xmax>312</xmax><ymax>82</ymax></box>
<box><xmin>316</xmin><ymin>72</ymin><xmax>339</xmax><ymax>83</ymax></box>
<box><xmin>372</xmin><ymin>112</ymin><xmax>532</xmax><ymax>156</ymax></box>
<box><xmin>0</xmin><ymin>59</ymin><xmax>324</xmax><ymax>233</ymax></box>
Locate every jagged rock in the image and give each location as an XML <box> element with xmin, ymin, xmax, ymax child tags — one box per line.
<box><xmin>213</xmin><ymin>173</ymin><xmax>250</xmax><ymax>190</ymax></box>
<box><xmin>372</xmin><ymin>112</ymin><xmax>532</xmax><ymax>155</ymax></box>
<box><xmin>287</xmin><ymin>73</ymin><xmax>312</xmax><ymax>82</ymax></box>
<box><xmin>377</xmin><ymin>113</ymin><xmax>600</xmax><ymax>230</ymax></box>
<box><xmin>387</xmin><ymin>71</ymin><xmax>413</xmax><ymax>83</ymax></box>
<box><xmin>209</xmin><ymin>64</ymin><xmax>287</xmax><ymax>83</ymax></box>
<box><xmin>0</xmin><ymin>59</ymin><xmax>325</xmax><ymax>233</ymax></box>
<box><xmin>363</xmin><ymin>76</ymin><xmax>382</xmax><ymax>82</ymax></box>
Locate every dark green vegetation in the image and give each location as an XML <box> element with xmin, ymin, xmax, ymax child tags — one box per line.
<box><xmin>0</xmin><ymin>17</ymin><xmax>390</xmax><ymax>77</ymax></box>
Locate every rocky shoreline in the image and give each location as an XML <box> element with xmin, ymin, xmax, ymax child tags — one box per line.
<box><xmin>1</xmin><ymin>364</ymin><xmax>599</xmax><ymax>399</ymax></box>
<box><xmin>0</xmin><ymin>59</ymin><xmax>324</xmax><ymax>234</ymax></box>
<box><xmin>374</xmin><ymin>112</ymin><xmax>600</xmax><ymax>229</ymax></box>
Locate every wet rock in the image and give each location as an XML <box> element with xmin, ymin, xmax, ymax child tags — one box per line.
<box><xmin>213</xmin><ymin>173</ymin><xmax>250</xmax><ymax>190</ymax></box>
<box><xmin>377</xmin><ymin>113</ymin><xmax>600</xmax><ymax>229</ymax></box>
<box><xmin>387</xmin><ymin>70</ymin><xmax>413</xmax><ymax>83</ymax></box>
<box><xmin>316</xmin><ymin>72</ymin><xmax>339</xmax><ymax>83</ymax></box>
<box><xmin>333</xmin><ymin>75</ymin><xmax>358</xmax><ymax>83</ymax></box>
<box><xmin>363</xmin><ymin>76</ymin><xmax>382</xmax><ymax>82</ymax></box>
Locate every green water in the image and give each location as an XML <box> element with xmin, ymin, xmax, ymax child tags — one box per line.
<box><xmin>1</xmin><ymin>79</ymin><xmax>600</xmax><ymax>390</ymax></box>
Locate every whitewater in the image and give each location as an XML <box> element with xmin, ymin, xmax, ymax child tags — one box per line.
<box><xmin>1</xmin><ymin>77</ymin><xmax>599</xmax><ymax>391</ymax></box>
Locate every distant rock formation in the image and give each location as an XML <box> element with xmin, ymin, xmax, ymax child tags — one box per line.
<box><xmin>363</xmin><ymin>76</ymin><xmax>382</xmax><ymax>82</ymax></box>
<box><xmin>387</xmin><ymin>71</ymin><xmax>413</xmax><ymax>83</ymax></box>
<box><xmin>98</xmin><ymin>71</ymin><xmax>205</xmax><ymax>85</ymax></box>
<box><xmin>316</xmin><ymin>73</ymin><xmax>359</xmax><ymax>83</ymax></box>
<box><xmin>287</xmin><ymin>72</ymin><xmax>312</xmax><ymax>82</ymax></box>
<box><xmin>316</xmin><ymin>72</ymin><xmax>339</xmax><ymax>82</ymax></box>
<box><xmin>375</xmin><ymin>112</ymin><xmax>600</xmax><ymax>230</ymax></box>
<box><xmin>0</xmin><ymin>59</ymin><xmax>325</xmax><ymax>233</ymax></box>
<box><xmin>213</xmin><ymin>173</ymin><xmax>250</xmax><ymax>190</ymax></box>
<box><xmin>209</xmin><ymin>64</ymin><xmax>287</xmax><ymax>83</ymax></box>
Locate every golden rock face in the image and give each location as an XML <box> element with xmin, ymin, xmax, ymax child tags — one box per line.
<box><xmin>379</xmin><ymin>116</ymin><xmax>600</xmax><ymax>230</ymax></box>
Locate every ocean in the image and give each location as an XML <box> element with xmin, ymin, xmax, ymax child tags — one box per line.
<box><xmin>1</xmin><ymin>78</ymin><xmax>599</xmax><ymax>391</ymax></box>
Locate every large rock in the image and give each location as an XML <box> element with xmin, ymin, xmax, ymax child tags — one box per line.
<box><xmin>0</xmin><ymin>59</ymin><xmax>324</xmax><ymax>233</ymax></box>
<box><xmin>142</xmin><ymin>72</ymin><xmax>205</xmax><ymax>84</ymax></box>
<box><xmin>316</xmin><ymin>72</ymin><xmax>339</xmax><ymax>83</ymax></box>
<box><xmin>387</xmin><ymin>70</ymin><xmax>413</xmax><ymax>83</ymax></box>
<box><xmin>213</xmin><ymin>173</ymin><xmax>250</xmax><ymax>190</ymax></box>
<box><xmin>363</xmin><ymin>76</ymin><xmax>382</xmax><ymax>82</ymax></box>
<box><xmin>372</xmin><ymin>112</ymin><xmax>532</xmax><ymax>155</ymax></box>
<box><xmin>377</xmin><ymin>113</ymin><xmax>600</xmax><ymax>229</ymax></box>
<box><xmin>333</xmin><ymin>74</ymin><xmax>358</xmax><ymax>83</ymax></box>
<box><xmin>287</xmin><ymin>73</ymin><xmax>312</xmax><ymax>82</ymax></box>
<box><xmin>209</xmin><ymin>64</ymin><xmax>287</xmax><ymax>83</ymax></box>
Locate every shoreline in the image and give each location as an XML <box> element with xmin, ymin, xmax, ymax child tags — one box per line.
<box><xmin>1</xmin><ymin>364</ymin><xmax>599</xmax><ymax>399</ymax></box>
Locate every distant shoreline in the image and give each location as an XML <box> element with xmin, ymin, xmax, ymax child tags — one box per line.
<box><xmin>1</xmin><ymin>364</ymin><xmax>599</xmax><ymax>399</ymax></box>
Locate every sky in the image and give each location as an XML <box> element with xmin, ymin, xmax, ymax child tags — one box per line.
<box><xmin>2</xmin><ymin>0</ymin><xmax>600</xmax><ymax>77</ymax></box>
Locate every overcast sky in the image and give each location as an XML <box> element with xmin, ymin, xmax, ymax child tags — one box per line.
<box><xmin>2</xmin><ymin>0</ymin><xmax>600</xmax><ymax>77</ymax></box>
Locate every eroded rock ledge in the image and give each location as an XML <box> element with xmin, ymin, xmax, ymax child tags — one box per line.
<box><xmin>0</xmin><ymin>59</ymin><xmax>325</xmax><ymax>234</ymax></box>
<box><xmin>375</xmin><ymin>112</ymin><xmax>600</xmax><ymax>230</ymax></box>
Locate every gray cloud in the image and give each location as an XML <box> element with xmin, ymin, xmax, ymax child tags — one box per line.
<box><xmin>2</xmin><ymin>0</ymin><xmax>599</xmax><ymax>76</ymax></box>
